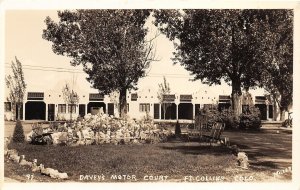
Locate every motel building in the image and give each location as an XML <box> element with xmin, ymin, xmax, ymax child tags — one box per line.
<box><xmin>4</xmin><ymin>83</ymin><xmax>276</xmax><ymax>122</ymax></box>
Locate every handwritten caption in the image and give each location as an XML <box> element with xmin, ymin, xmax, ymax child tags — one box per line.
<box><xmin>78</xmin><ymin>174</ymin><xmax>255</xmax><ymax>182</ymax></box>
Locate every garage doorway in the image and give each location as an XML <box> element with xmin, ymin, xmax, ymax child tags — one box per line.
<box><xmin>87</xmin><ymin>102</ymin><xmax>106</xmax><ymax>115</ymax></box>
<box><xmin>25</xmin><ymin>101</ymin><xmax>46</xmax><ymax>120</ymax></box>
<box><xmin>178</xmin><ymin>103</ymin><xmax>193</xmax><ymax>120</ymax></box>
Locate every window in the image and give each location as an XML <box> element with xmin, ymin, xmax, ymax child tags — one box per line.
<box><xmin>131</xmin><ymin>93</ymin><xmax>138</xmax><ymax>101</ymax></box>
<box><xmin>139</xmin><ymin>103</ymin><xmax>150</xmax><ymax>112</ymax></box>
<box><xmin>89</xmin><ymin>93</ymin><xmax>104</xmax><ymax>101</ymax></box>
<box><xmin>27</xmin><ymin>92</ymin><xmax>44</xmax><ymax>100</ymax></box>
<box><xmin>58</xmin><ymin>104</ymin><xmax>66</xmax><ymax>113</ymax></box>
<box><xmin>4</xmin><ymin>102</ymin><xmax>11</xmax><ymax>112</ymax></box>
<box><xmin>68</xmin><ymin>104</ymin><xmax>76</xmax><ymax>113</ymax></box>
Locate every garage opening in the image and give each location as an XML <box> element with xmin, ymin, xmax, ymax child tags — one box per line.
<box><xmin>178</xmin><ymin>103</ymin><xmax>193</xmax><ymax>120</ymax></box>
<box><xmin>25</xmin><ymin>101</ymin><xmax>46</xmax><ymax>120</ymax></box>
<box><xmin>255</xmin><ymin>104</ymin><xmax>267</xmax><ymax>120</ymax></box>
<box><xmin>48</xmin><ymin>104</ymin><xmax>55</xmax><ymax>121</ymax></box>
<box><xmin>161</xmin><ymin>103</ymin><xmax>176</xmax><ymax>120</ymax></box>
<box><xmin>218</xmin><ymin>103</ymin><xmax>231</xmax><ymax>111</ymax></box>
<box><xmin>87</xmin><ymin>102</ymin><xmax>106</xmax><ymax>115</ymax></box>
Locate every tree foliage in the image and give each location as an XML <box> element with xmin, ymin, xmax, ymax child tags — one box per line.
<box><xmin>42</xmin><ymin>10</ymin><xmax>155</xmax><ymax>117</ymax></box>
<box><xmin>13</xmin><ymin>120</ymin><xmax>25</xmax><ymax>143</ymax></box>
<box><xmin>5</xmin><ymin>57</ymin><xmax>27</xmax><ymax>120</ymax></box>
<box><xmin>153</xmin><ymin>9</ymin><xmax>293</xmax><ymax>118</ymax></box>
<box><xmin>157</xmin><ymin>76</ymin><xmax>171</xmax><ymax>119</ymax></box>
<box><xmin>253</xmin><ymin>10</ymin><xmax>293</xmax><ymax>120</ymax></box>
<box><xmin>62</xmin><ymin>83</ymin><xmax>79</xmax><ymax>121</ymax></box>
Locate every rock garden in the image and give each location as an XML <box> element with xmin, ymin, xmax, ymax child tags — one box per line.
<box><xmin>25</xmin><ymin>111</ymin><xmax>174</xmax><ymax>146</ymax></box>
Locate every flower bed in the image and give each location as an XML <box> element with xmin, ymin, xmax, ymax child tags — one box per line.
<box><xmin>26</xmin><ymin>112</ymin><xmax>173</xmax><ymax>146</ymax></box>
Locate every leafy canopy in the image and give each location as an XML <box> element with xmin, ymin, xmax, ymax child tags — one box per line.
<box><xmin>43</xmin><ymin>10</ymin><xmax>154</xmax><ymax>94</ymax></box>
<box><xmin>153</xmin><ymin>9</ymin><xmax>291</xmax><ymax>92</ymax></box>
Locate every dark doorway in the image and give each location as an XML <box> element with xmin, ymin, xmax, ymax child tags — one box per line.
<box><xmin>154</xmin><ymin>104</ymin><xmax>160</xmax><ymax>119</ymax></box>
<box><xmin>87</xmin><ymin>102</ymin><xmax>106</xmax><ymax>115</ymax></box>
<box><xmin>25</xmin><ymin>101</ymin><xmax>46</xmax><ymax>120</ymax></box>
<box><xmin>255</xmin><ymin>104</ymin><xmax>267</xmax><ymax>120</ymax></box>
<box><xmin>161</xmin><ymin>103</ymin><xmax>176</xmax><ymax>120</ymax></box>
<box><xmin>268</xmin><ymin>105</ymin><xmax>273</xmax><ymax>119</ymax></box>
<box><xmin>178</xmin><ymin>103</ymin><xmax>193</xmax><ymax>120</ymax></box>
<box><xmin>79</xmin><ymin>104</ymin><xmax>86</xmax><ymax>117</ymax></box>
<box><xmin>195</xmin><ymin>104</ymin><xmax>200</xmax><ymax>116</ymax></box>
<box><xmin>218</xmin><ymin>103</ymin><xmax>231</xmax><ymax>112</ymax></box>
<box><xmin>107</xmin><ymin>103</ymin><xmax>114</xmax><ymax>116</ymax></box>
<box><xmin>48</xmin><ymin>104</ymin><xmax>55</xmax><ymax>121</ymax></box>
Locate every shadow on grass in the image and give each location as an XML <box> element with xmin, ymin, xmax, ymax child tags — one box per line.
<box><xmin>250</xmin><ymin>161</ymin><xmax>278</xmax><ymax>169</ymax></box>
<box><xmin>159</xmin><ymin>144</ymin><xmax>232</xmax><ymax>156</ymax></box>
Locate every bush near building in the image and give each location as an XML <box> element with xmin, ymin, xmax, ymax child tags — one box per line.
<box><xmin>12</xmin><ymin>120</ymin><xmax>25</xmax><ymax>143</ymax></box>
<box><xmin>239</xmin><ymin>106</ymin><xmax>262</xmax><ymax>130</ymax></box>
<box><xmin>203</xmin><ymin>106</ymin><xmax>261</xmax><ymax>130</ymax></box>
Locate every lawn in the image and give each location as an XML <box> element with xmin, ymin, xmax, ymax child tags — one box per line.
<box><xmin>4</xmin><ymin>121</ymin><xmax>292</xmax><ymax>182</ymax></box>
<box><xmin>7</xmin><ymin>141</ymin><xmax>238</xmax><ymax>182</ymax></box>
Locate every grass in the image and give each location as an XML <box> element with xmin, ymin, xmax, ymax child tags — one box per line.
<box><xmin>7</xmin><ymin>141</ymin><xmax>238</xmax><ymax>182</ymax></box>
<box><xmin>4</xmin><ymin>121</ymin><xmax>292</xmax><ymax>182</ymax></box>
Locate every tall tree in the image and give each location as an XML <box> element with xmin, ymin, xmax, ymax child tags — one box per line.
<box><xmin>5</xmin><ymin>57</ymin><xmax>27</xmax><ymax>121</ymax></box>
<box><xmin>42</xmin><ymin>10</ymin><xmax>156</xmax><ymax>118</ymax></box>
<box><xmin>252</xmin><ymin>10</ymin><xmax>293</xmax><ymax>121</ymax></box>
<box><xmin>157</xmin><ymin>76</ymin><xmax>171</xmax><ymax>119</ymax></box>
<box><xmin>62</xmin><ymin>83</ymin><xmax>79</xmax><ymax>122</ymax></box>
<box><xmin>153</xmin><ymin>9</ymin><xmax>291</xmax><ymax>118</ymax></box>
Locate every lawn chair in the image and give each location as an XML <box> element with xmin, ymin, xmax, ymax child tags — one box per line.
<box><xmin>187</xmin><ymin>114</ymin><xmax>208</xmax><ymax>141</ymax></box>
<box><xmin>202</xmin><ymin>122</ymin><xmax>225</xmax><ymax>146</ymax></box>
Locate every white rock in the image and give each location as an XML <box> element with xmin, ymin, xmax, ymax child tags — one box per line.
<box><xmin>32</xmin><ymin>160</ymin><xmax>40</xmax><ymax>172</ymax></box>
<box><xmin>57</xmin><ymin>172</ymin><xmax>68</xmax><ymax>179</ymax></box>
<box><xmin>81</xmin><ymin>129</ymin><xmax>91</xmax><ymax>139</ymax></box>
<box><xmin>10</xmin><ymin>154</ymin><xmax>20</xmax><ymax>163</ymax></box>
<box><xmin>237</xmin><ymin>152</ymin><xmax>249</xmax><ymax>169</ymax></box>
<box><xmin>26</xmin><ymin>131</ymin><xmax>34</xmax><ymax>143</ymax></box>
<box><xmin>19</xmin><ymin>155</ymin><xmax>32</xmax><ymax>166</ymax></box>
<box><xmin>51</xmin><ymin>132</ymin><xmax>62</xmax><ymax>145</ymax></box>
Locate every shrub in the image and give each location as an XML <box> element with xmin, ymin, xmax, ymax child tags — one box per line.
<box><xmin>201</xmin><ymin>105</ymin><xmax>261</xmax><ymax>130</ymax></box>
<box><xmin>219</xmin><ymin>108</ymin><xmax>240</xmax><ymax>129</ymax></box>
<box><xmin>175</xmin><ymin>121</ymin><xmax>181</xmax><ymax>136</ymax></box>
<box><xmin>12</xmin><ymin>120</ymin><xmax>25</xmax><ymax>143</ymax></box>
<box><xmin>199</xmin><ymin>106</ymin><xmax>238</xmax><ymax>129</ymax></box>
<box><xmin>239</xmin><ymin>106</ymin><xmax>261</xmax><ymax>130</ymax></box>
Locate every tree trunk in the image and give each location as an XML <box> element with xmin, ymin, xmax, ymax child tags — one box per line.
<box><xmin>273</xmin><ymin>100</ymin><xmax>279</xmax><ymax>121</ymax></box>
<box><xmin>17</xmin><ymin>103</ymin><xmax>21</xmax><ymax>120</ymax></box>
<box><xmin>70</xmin><ymin>104</ymin><xmax>72</xmax><ymax>123</ymax></box>
<box><xmin>280</xmin><ymin>107</ymin><xmax>286</xmax><ymax>121</ymax></box>
<box><xmin>119</xmin><ymin>88</ymin><xmax>127</xmax><ymax>118</ymax></box>
<box><xmin>163</xmin><ymin>103</ymin><xmax>166</xmax><ymax>119</ymax></box>
<box><xmin>231</xmin><ymin>79</ymin><xmax>242</xmax><ymax>119</ymax></box>
<box><xmin>12</xmin><ymin>103</ymin><xmax>16</xmax><ymax>121</ymax></box>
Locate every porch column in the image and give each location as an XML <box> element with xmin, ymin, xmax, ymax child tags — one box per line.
<box><xmin>192</xmin><ymin>104</ymin><xmax>195</xmax><ymax>120</ymax></box>
<box><xmin>45</xmin><ymin>103</ymin><xmax>48</xmax><ymax>121</ymax></box>
<box><xmin>159</xmin><ymin>103</ymin><xmax>161</xmax><ymax>120</ymax></box>
<box><xmin>22</xmin><ymin>102</ymin><xmax>26</xmax><ymax>121</ymax></box>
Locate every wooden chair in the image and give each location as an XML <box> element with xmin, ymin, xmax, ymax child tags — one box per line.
<box><xmin>202</xmin><ymin>122</ymin><xmax>225</xmax><ymax>146</ymax></box>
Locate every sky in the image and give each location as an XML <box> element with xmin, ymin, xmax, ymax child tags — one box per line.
<box><xmin>4</xmin><ymin>10</ymin><xmax>262</xmax><ymax>95</ymax></box>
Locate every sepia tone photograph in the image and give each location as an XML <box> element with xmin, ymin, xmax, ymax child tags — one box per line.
<box><xmin>1</xmin><ymin>1</ymin><xmax>298</xmax><ymax>190</ymax></box>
